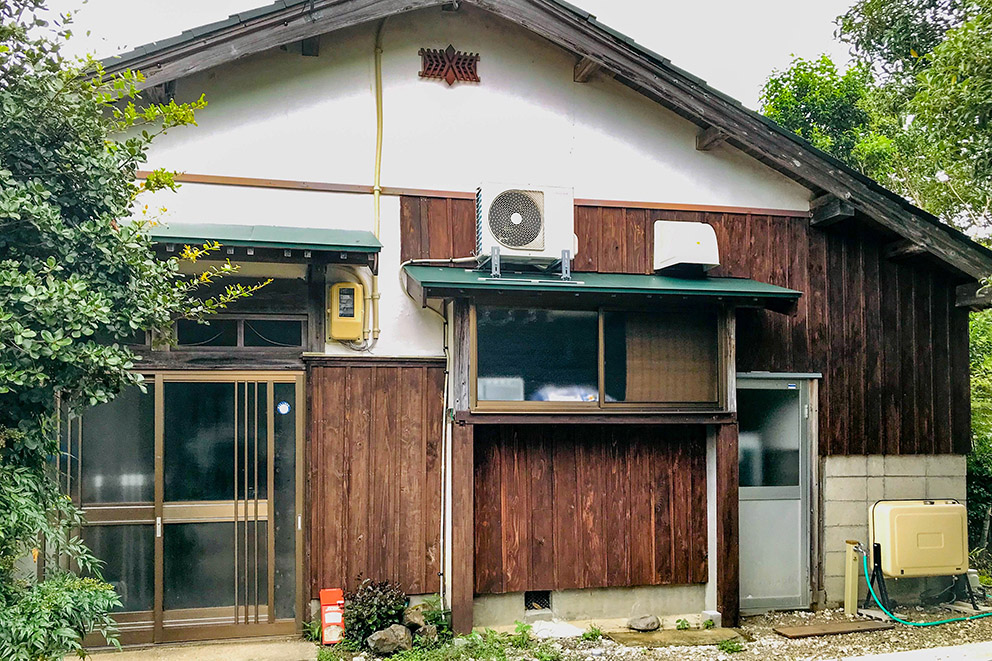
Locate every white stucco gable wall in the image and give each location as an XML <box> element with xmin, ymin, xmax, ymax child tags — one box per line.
<box><xmin>140</xmin><ymin>4</ymin><xmax>811</xmax><ymax>211</ymax></box>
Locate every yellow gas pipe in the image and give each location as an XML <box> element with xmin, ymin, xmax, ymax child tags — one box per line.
<box><xmin>370</xmin><ymin>19</ymin><xmax>386</xmax><ymax>343</ymax></box>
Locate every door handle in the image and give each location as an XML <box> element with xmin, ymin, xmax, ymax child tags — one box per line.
<box><xmin>156</xmin><ymin>516</ymin><xmax>162</xmax><ymax>538</ymax></box>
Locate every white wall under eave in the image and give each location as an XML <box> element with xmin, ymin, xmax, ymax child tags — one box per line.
<box><xmin>147</xmin><ymin>5</ymin><xmax>810</xmax><ymax>212</ymax></box>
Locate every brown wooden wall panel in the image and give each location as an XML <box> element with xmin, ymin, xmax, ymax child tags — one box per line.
<box><xmin>309</xmin><ymin>361</ymin><xmax>444</xmax><ymax>597</ymax></box>
<box><xmin>473</xmin><ymin>425</ymin><xmax>707</xmax><ymax>594</ymax></box>
<box><xmin>400</xmin><ymin>197</ymin><xmax>970</xmax><ymax>456</ymax></box>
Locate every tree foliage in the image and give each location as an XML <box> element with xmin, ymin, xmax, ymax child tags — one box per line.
<box><xmin>0</xmin><ymin>1</ymin><xmax>263</xmax><ymax>658</ymax></box>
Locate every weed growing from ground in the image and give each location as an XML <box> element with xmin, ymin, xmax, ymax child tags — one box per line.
<box><xmin>716</xmin><ymin>638</ymin><xmax>744</xmax><ymax>653</ymax></box>
<box><xmin>675</xmin><ymin>618</ymin><xmax>690</xmax><ymax>631</ymax></box>
<box><xmin>580</xmin><ymin>625</ymin><xmax>602</xmax><ymax>641</ymax></box>
<box><xmin>702</xmin><ymin>619</ymin><xmax>715</xmax><ymax>630</ymax></box>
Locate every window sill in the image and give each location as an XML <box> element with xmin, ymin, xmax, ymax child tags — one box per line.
<box><xmin>454</xmin><ymin>410</ymin><xmax>736</xmax><ymax>425</ymax></box>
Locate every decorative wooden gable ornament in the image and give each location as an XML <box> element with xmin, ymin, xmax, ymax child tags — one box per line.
<box><xmin>418</xmin><ymin>45</ymin><xmax>480</xmax><ymax>85</ymax></box>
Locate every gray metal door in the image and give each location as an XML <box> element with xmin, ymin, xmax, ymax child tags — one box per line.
<box><xmin>738</xmin><ymin>375</ymin><xmax>812</xmax><ymax>612</ymax></box>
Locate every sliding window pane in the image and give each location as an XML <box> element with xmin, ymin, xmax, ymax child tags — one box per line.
<box><xmin>80</xmin><ymin>385</ymin><xmax>155</xmax><ymax>504</ymax></box>
<box><xmin>83</xmin><ymin>525</ymin><xmax>154</xmax><ymax>612</ymax></box>
<box><xmin>476</xmin><ymin>307</ymin><xmax>598</xmax><ymax>403</ymax></box>
<box><xmin>244</xmin><ymin>320</ymin><xmax>303</xmax><ymax>347</ymax></box>
<box><xmin>164</xmin><ymin>382</ymin><xmax>236</xmax><ymax>502</ymax></box>
<box><xmin>603</xmin><ymin>309</ymin><xmax>719</xmax><ymax>405</ymax></box>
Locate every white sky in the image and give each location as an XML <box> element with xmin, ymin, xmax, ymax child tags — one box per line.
<box><xmin>45</xmin><ymin>0</ymin><xmax>853</xmax><ymax>109</ymax></box>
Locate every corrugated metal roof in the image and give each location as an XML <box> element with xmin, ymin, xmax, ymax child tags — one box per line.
<box><xmin>149</xmin><ymin>223</ymin><xmax>381</xmax><ymax>252</ymax></box>
<box><xmin>403</xmin><ymin>264</ymin><xmax>800</xmax><ymax>308</ymax></box>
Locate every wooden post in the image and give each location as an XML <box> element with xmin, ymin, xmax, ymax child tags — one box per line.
<box><xmin>451</xmin><ymin>422</ymin><xmax>474</xmax><ymax>633</ymax></box>
<box><xmin>716</xmin><ymin>422</ymin><xmax>739</xmax><ymax>626</ymax></box>
<box><xmin>844</xmin><ymin>540</ymin><xmax>860</xmax><ymax>616</ymax></box>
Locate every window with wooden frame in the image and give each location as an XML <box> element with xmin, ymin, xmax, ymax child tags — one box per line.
<box><xmin>470</xmin><ymin>304</ymin><xmax>727</xmax><ymax>412</ymax></box>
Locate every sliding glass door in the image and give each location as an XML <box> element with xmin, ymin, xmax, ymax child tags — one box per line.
<box><xmin>62</xmin><ymin>372</ymin><xmax>303</xmax><ymax>644</ymax></box>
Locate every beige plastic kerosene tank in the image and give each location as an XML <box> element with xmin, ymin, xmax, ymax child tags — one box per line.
<box><xmin>870</xmin><ymin>500</ymin><xmax>969</xmax><ymax>578</ymax></box>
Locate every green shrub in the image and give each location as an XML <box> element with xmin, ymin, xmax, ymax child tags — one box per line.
<box><xmin>702</xmin><ymin>619</ymin><xmax>715</xmax><ymax>630</ymax></box>
<box><xmin>675</xmin><ymin>618</ymin><xmax>690</xmax><ymax>631</ymax></box>
<box><xmin>343</xmin><ymin>579</ymin><xmax>408</xmax><ymax>649</ymax></box>
<box><xmin>421</xmin><ymin>594</ymin><xmax>453</xmax><ymax>643</ymax></box>
<box><xmin>717</xmin><ymin>639</ymin><xmax>744</xmax><ymax>653</ymax></box>
<box><xmin>581</xmin><ymin>625</ymin><xmax>603</xmax><ymax>641</ymax></box>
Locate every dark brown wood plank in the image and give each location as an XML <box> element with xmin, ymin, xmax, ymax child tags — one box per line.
<box><xmin>502</xmin><ymin>427</ymin><xmax>531</xmax><ymax>593</ymax></box>
<box><xmin>774</xmin><ymin>621</ymin><xmax>894</xmax><ymax>639</ymax></box>
<box><xmin>574</xmin><ymin>206</ymin><xmax>600</xmax><ymax>272</ymax></box>
<box><xmin>425</xmin><ymin>198</ymin><xmax>453</xmax><ymax>260</ymax></box>
<box><xmin>826</xmin><ymin>233</ymin><xmax>849</xmax><ymax>455</ymax></box>
<box><xmin>915</xmin><ymin>271</ymin><xmax>934</xmax><ymax>454</ymax></box>
<box><xmin>451</xmin><ymin>423</ymin><xmax>474</xmax><ymax>634</ymax></box>
<box><xmin>623</xmin><ymin>209</ymin><xmax>649</xmax><ymax>274</ymax></box>
<box><xmin>346</xmin><ymin>367</ymin><xmax>373</xmax><ymax>591</ymax></box>
<box><xmin>600</xmin><ymin>207</ymin><xmax>626</xmax><ymax>273</ymax></box>
<box><xmin>898</xmin><ymin>264</ymin><xmax>918</xmax><ymax>454</ymax></box>
<box><xmin>716</xmin><ymin>423</ymin><xmax>740</xmax><ymax>626</ymax></box>
<box><xmin>551</xmin><ymin>426</ymin><xmax>581</xmax><ymax>589</ymax></box>
<box><xmin>930</xmin><ymin>277</ymin><xmax>952</xmax><ymax>455</ymax></box>
<box><xmin>951</xmin><ymin>306</ymin><xmax>972</xmax><ymax>454</ymax></box>
<box><xmin>879</xmin><ymin>256</ymin><xmax>901</xmax><ymax>455</ymax></box>
<box><xmin>400</xmin><ymin>196</ymin><xmax>424</xmax><ymax>262</ymax></box>
<box><xmin>577</xmin><ymin>430</ymin><xmax>606</xmax><ymax>587</ymax></box>
<box><xmin>604</xmin><ymin>428</ymin><xmax>631</xmax><ymax>587</ymax></box>
<box><xmin>529</xmin><ymin>429</ymin><xmax>556</xmax><ymax>590</ymax></box>
<box><xmin>690</xmin><ymin>431</ymin><xmax>708</xmax><ymax>583</ymax></box>
<box><xmin>424</xmin><ymin>367</ymin><xmax>444</xmax><ymax>591</ymax></box>
<box><xmin>451</xmin><ymin>198</ymin><xmax>477</xmax><ymax>258</ymax></box>
<box><xmin>844</xmin><ymin>233</ymin><xmax>866</xmax><ymax>456</ymax></box>
<box><xmin>473</xmin><ymin>427</ymin><xmax>503</xmax><ymax>594</ymax></box>
<box><xmin>399</xmin><ymin>367</ymin><xmax>426</xmax><ymax>593</ymax></box>
<box><xmin>653</xmin><ymin>434</ymin><xmax>674</xmax><ymax>584</ymax></box>
<box><xmin>628</xmin><ymin>433</ymin><xmax>654</xmax><ymax>586</ymax></box>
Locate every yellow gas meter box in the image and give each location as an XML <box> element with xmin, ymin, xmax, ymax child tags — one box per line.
<box><xmin>327</xmin><ymin>282</ymin><xmax>364</xmax><ymax>341</ymax></box>
<box><xmin>870</xmin><ymin>500</ymin><xmax>968</xmax><ymax>578</ymax></box>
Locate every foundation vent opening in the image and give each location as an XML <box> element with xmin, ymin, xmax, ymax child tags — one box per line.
<box><xmin>524</xmin><ymin>590</ymin><xmax>551</xmax><ymax>611</ymax></box>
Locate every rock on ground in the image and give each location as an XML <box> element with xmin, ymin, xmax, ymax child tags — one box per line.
<box><xmin>366</xmin><ymin>624</ymin><xmax>412</xmax><ymax>654</ymax></box>
<box><xmin>403</xmin><ymin>605</ymin><xmax>427</xmax><ymax>630</ymax></box>
<box><xmin>627</xmin><ymin>615</ymin><xmax>660</xmax><ymax>632</ymax></box>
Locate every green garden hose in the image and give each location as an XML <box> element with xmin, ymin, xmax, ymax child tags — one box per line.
<box><xmin>862</xmin><ymin>554</ymin><xmax>992</xmax><ymax>626</ymax></box>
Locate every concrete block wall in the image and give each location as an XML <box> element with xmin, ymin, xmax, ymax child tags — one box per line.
<box><xmin>819</xmin><ymin>454</ymin><xmax>967</xmax><ymax>606</ymax></box>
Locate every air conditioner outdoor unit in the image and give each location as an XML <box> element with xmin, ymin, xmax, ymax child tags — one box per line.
<box><xmin>476</xmin><ymin>183</ymin><xmax>575</xmax><ymax>265</ymax></box>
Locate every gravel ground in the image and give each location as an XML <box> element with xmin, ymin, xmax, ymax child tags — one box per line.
<box><xmin>555</xmin><ymin>607</ymin><xmax>992</xmax><ymax>661</ymax></box>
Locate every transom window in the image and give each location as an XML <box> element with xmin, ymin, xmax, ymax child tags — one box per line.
<box><xmin>471</xmin><ymin>304</ymin><xmax>725</xmax><ymax>412</ymax></box>
<box><xmin>175</xmin><ymin>316</ymin><xmax>305</xmax><ymax>349</ymax></box>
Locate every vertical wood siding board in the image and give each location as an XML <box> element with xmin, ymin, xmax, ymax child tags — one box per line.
<box><xmin>643</xmin><ymin>209</ymin><xmax>655</xmax><ymax>274</ymax></box>
<box><xmin>451</xmin><ymin>423</ymin><xmax>474</xmax><ymax>633</ymax></box>
<box><xmin>451</xmin><ymin>199</ymin><xmax>477</xmax><ymax>258</ymax></box>
<box><xmin>309</xmin><ymin>368</ymin><xmax>321</xmax><ymax>595</ymax></box>
<box><xmin>400</xmin><ymin>196</ymin><xmax>423</xmax><ymax>262</ymax></box>
<box><xmin>653</xmin><ymin>434</ymin><xmax>674</xmax><ymax>584</ymax></box>
<box><xmin>600</xmin><ymin>208</ymin><xmax>625</xmax><ymax>273</ymax></box>
<box><xmin>320</xmin><ymin>368</ymin><xmax>342</xmax><ymax>588</ymax></box>
<box><xmin>578</xmin><ymin>430</ymin><xmax>605</xmax><ymax>587</ymax></box>
<box><xmin>372</xmin><ymin>367</ymin><xmax>391</xmax><ymax>582</ymax></box>
<box><xmin>898</xmin><ymin>264</ymin><xmax>918</xmax><ymax>455</ymax></box>
<box><xmin>529</xmin><ymin>429</ymin><xmax>555</xmax><ymax>590</ymax></box>
<box><xmin>879</xmin><ymin>256</ymin><xmax>901</xmax><ymax>454</ymax></box>
<box><xmin>807</xmin><ymin>228</ymin><xmax>830</xmax><ymax>453</ymax></box>
<box><xmin>691</xmin><ymin>430</ymin><xmax>708</xmax><ymax>583</ymax></box>
<box><xmin>604</xmin><ymin>428</ymin><xmax>629</xmax><ymax>586</ymax></box>
<box><xmin>930</xmin><ymin>277</ymin><xmax>952</xmax><ymax>454</ymax></box>
<box><xmin>628</xmin><ymin>432</ymin><xmax>653</xmax><ymax>585</ymax></box>
<box><xmin>678</xmin><ymin>432</ymin><xmax>692</xmax><ymax>584</ymax></box>
<box><xmin>843</xmin><ymin>233</ymin><xmax>866</xmax><ymax>455</ymax></box>
<box><xmin>788</xmin><ymin>217</ymin><xmax>811</xmax><ymax>372</ymax></box>
<box><xmin>473</xmin><ymin>427</ymin><xmax>502</xmax><ymax>594</ymax></box>
<box><xmin>425</xmin><ymin>367</ymin><xmax>444</xmax><ymax>591</ymax></box>
<box><xmin>348</xmin><ymin>368</ymin><xmax>373</xmax><ymax>591</ymax></box>
<box><xmin>574</xmin><ymin>206</ymin><xmax>599</xmax><ymax>272</ymax></box>
<box><xmin>716</xmin><ymin>423</ymin><xmax>740</xmax><ymax>626</ymax></box>
<box><xmin>771</xmin><ymin>216</ymin><xmax>792</xmax><ymax>371</ymax></box>
<box><xmin>622</xmin><ymin>209</ymin><xmax>645</xmax><ymax>274</ymax></box>
<box><xmin>552</xmin><ymin>427</ymin><xmax>580</xmax><ymax>589</ymax></box>
<box><xmin>916</xmin><ymin>271</ymin><xmax>935</xmax><ymax>454</ymax></box>
<box><xmin>826</xmin><ymin>233</ymin><xmax>848</xmax><ymax>455</ymax></box>
<box><xmin>418</xmin><ymin>198</ymin><xmax>431</xmax><ymax>259</ymax></box>
<box><xmin>402</xmin><ymin>368</ymin><xmax>425</xmax><ymax>592</ymax></box>
<box><xmin>426</xmin><ymin>198</ymin><xmax>453</xmax><ymax>260</ymax></box>
<box><xmin>498</xmin><ymin>428</ymin><xmax>522</xmax><ymax>592</ymax></box>
<box><xmin>951</xmin><ymin>306</ymin><xmax>972</xmax><ymax>454</ymax></box>
<box><xmin>863</xmin><ymin>239</ymin><xmax>882</xmax><ymax>454</ymax></box>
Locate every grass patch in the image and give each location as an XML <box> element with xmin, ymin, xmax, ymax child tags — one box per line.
<box><xmin>716</xmin><ymin>639</ymin><xmax>744</xmax><ymax>653</ymax></box>
<box><xmin>580</xmin><ymin>625</ymin><xmax>602</xmax><ymax>641</ymax></box>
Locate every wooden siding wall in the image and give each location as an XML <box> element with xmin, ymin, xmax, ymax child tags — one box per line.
<box><xmin>400</xmin><ymin>197</ymin><xmax>970</xmax><ymax>456</ymax></box>
<box><xmin>308</xmin><ymin>361</ymin><xmax>444</xmax><ymax>596</ymax></box>
<box><xmin>473</xmin><ymin>425</ymin><xmax>708</xmax><ymax>595</ymax></box>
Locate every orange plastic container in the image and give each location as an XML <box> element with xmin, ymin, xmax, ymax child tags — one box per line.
<box><xmin>319</xmin><ymin>588</ymin><xmax>345</xmax><ymax>645</ymax></box>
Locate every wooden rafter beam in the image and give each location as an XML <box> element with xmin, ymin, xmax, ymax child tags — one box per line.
<box><xmin>573</xmin><ymin>55</ymin><xmax>600</xmax><ymax>82</ymax></box>
<box><xmin>696</xmin><ymin>125</ymin><xmax>726</xmax><ymax>151</ymax></box>
<box><xmin>885</xmin><ymin>238</ymin><xmax>927</xmax><ymax>260</ymax></box>
<box><xmin>811</xmin><ymin>194</ymin><xmax>855</xmax><ymax>228</ymax></box>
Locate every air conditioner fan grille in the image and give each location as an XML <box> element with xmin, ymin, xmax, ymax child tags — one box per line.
<box><xmin>488</xmin><ymin>190</ymin><xmax>544</xmax><ymax>249</ymax></box>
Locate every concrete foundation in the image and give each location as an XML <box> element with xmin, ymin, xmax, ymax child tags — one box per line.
<box><xmin>473</xmin><ymin>585</ymin><xmax>706</xmax><ymax>628</ymax></box>
<box><xmin>819</xmin><ymin>454</ymin><xmax>967</xmax><ymax>607</ymax></box>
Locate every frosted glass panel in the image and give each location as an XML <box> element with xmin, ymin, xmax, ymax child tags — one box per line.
<box><xmin>80</xmin><ymin>386</ymin><xmax>155</xmax><ymax>504</ymax></box>
<box><xmin>738</xmin><ymin>389</ymin><xmax>801</xmax><ymax>487</ymax></box>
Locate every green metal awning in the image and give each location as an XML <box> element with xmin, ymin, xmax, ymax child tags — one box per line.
<box><xmin>403</xmin><ymin>265</ymin><xmax>801</xmax><ymax>313</ymax></box>
<box><xmin>148</xmin><ymin>223</ymin><xmax>382</xmax><ymax>253</ymax></box>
